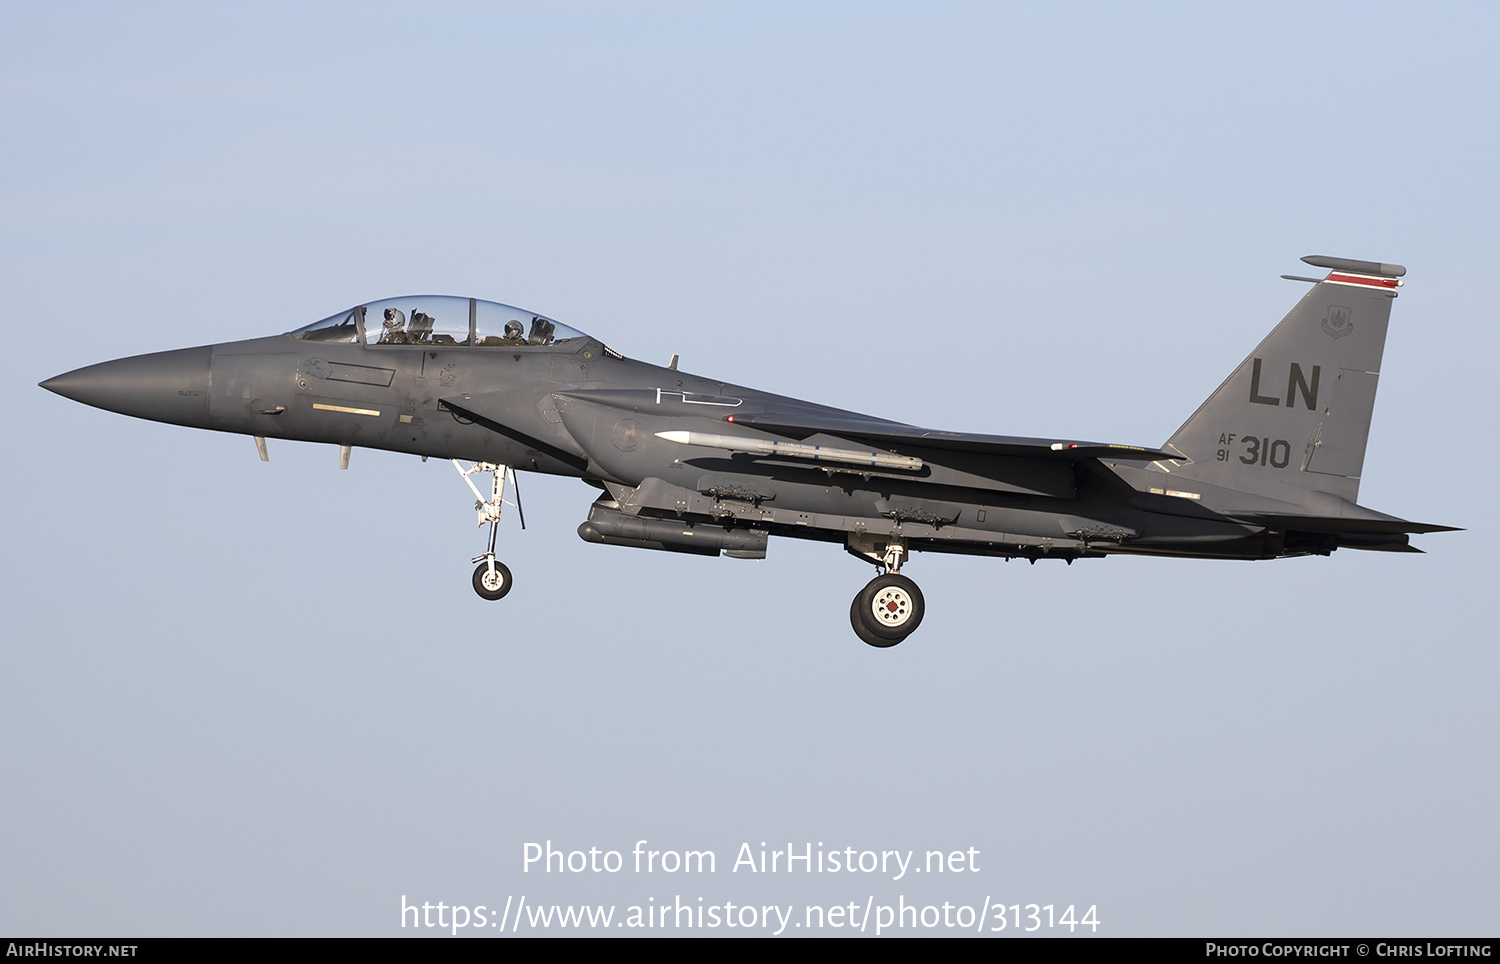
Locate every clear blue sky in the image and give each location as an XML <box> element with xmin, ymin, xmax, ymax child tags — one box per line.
<box><xmin>2</xmin><ymin>2</ymin><xmax>1494</xmax><ymax>936</ymax></box>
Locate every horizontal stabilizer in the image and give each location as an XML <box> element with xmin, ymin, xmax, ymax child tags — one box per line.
<box><xmin>723</xmin><ymin>412</ymin><xmax>1177</xmax><ymax>462</ymax></box>
<box><xmin>1224</xmin><ymin>512</ymin><xmax>1459</xmax><ymax>536</ymax></box>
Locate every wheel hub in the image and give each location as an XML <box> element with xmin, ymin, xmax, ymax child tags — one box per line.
<box><xmin>871</xmin><ymin>587</ymin><xmax>912</xmax><ymax>627</ymax></box>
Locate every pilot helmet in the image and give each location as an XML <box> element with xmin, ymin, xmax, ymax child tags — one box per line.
<box><xmin>383</xmin><ymin>307</ymin><xmax>406</xmax><ymax>330</ymax></box>
<box><xmin>504</xmin><ymin>320</ymin><xmax>524</xmax><ymax>340</ymax></box>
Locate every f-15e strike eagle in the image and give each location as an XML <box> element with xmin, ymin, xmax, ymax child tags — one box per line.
<box><xmin>41</xmin><ymin>255</ymin><xmax>1453</xmax><ymax>647</ymax></box>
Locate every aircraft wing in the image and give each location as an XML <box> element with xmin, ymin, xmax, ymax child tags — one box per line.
<box><xmin>722</xmin><ymin>411</ymin><xmax>1178</xmax><ymax>462</ymax></box>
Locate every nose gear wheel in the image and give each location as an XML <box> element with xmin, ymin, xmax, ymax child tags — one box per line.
<box><xmin>473</xmin><ymin>560</ymin><xmax>513</xmax><ymax>600</ymax></box>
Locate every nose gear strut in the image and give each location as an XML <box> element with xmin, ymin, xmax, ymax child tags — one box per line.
<box><xmin>453</xmin><ymin>460</ymin><xmax>525</xmax><ymax>600</ymax></box>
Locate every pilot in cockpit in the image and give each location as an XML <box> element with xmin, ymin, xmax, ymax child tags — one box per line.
<box><xmin>379</xmin><ymin>307</ymin><xmax>407</xmax><ymax>345</ymax></box>
<box><xmin>475</xmin><ymin>319</ymin><xmax>526</xmax><ymax>347</ymax></box>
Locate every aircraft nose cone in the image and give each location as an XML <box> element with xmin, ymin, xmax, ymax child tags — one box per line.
<box><xmin>41</xmin><ymin>346</ymin><xmax>212</xmax><ymax>426</ymax></box>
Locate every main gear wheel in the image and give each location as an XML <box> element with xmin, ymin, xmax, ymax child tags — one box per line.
<box><xmin>849</xmin><ymin>572</ymin><xmax>925</xmax><ymax>647</ymax></box>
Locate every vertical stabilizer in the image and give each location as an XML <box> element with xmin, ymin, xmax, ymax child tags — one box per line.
<box><xmin>1160</xmin><ymin>256</ymin><xmax>1404</xmax><ymax>506</ymax></box>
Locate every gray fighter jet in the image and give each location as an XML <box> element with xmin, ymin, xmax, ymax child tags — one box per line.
<box><xmin>40</xmin><ymin>255</ymin><xmax>1454</xmax><ymax>647</ymax></box>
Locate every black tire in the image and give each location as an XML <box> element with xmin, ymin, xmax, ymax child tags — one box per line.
<box><xmin>850</xmin><ymin>573</ymin><xmax>924</xmax><ymax>647</ymax></box>
<box><xmin>472</xmin><ymin>561</ymin><xmax>513</xmax><ymax>600</ymax></box>
<box><xmin>850</xmin><ymin>596</ymin><xmax>902</xmax><ymax>647</ymax></box>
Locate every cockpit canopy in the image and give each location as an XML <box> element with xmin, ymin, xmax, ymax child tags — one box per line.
<box><xmin>290</xmin><ymin>296</ymin><xmax>589</xmax><ymax>349</ymax></box>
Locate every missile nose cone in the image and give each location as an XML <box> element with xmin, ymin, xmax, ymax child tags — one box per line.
<box><xmin>40</xmin><ymin>367</ymin><xmax>105</xmax><ymax>403</ymax></box>
<box><xmin>40</xmin><ymin>346</ymin><xmax>212</xmax><ymax>425</ymax></box>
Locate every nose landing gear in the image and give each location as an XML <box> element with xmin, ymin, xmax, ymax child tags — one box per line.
<box><xmin>847</xmin><ymin>538</ymin><xmax>925</xmax><ymax>648</ymax></box>
<box><xmin>454</xmin><ymin>460</ymin><xmax>524</xmax><ymax>601</ymax></box>
<box><xmin>473</xmin><ymin>559</ymin><xmax>513</xmax><ymax>600</ymax></box>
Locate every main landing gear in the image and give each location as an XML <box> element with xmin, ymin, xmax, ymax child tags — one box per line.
<box><xmin>848</xmin><ymin>539</ymin><xmax>925</xmax><ymax>648</ymax></box>
<box><xmin>454</xmin><ymin>460</ymin><xmax>524</xmax><ymax>601</ymax></box>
